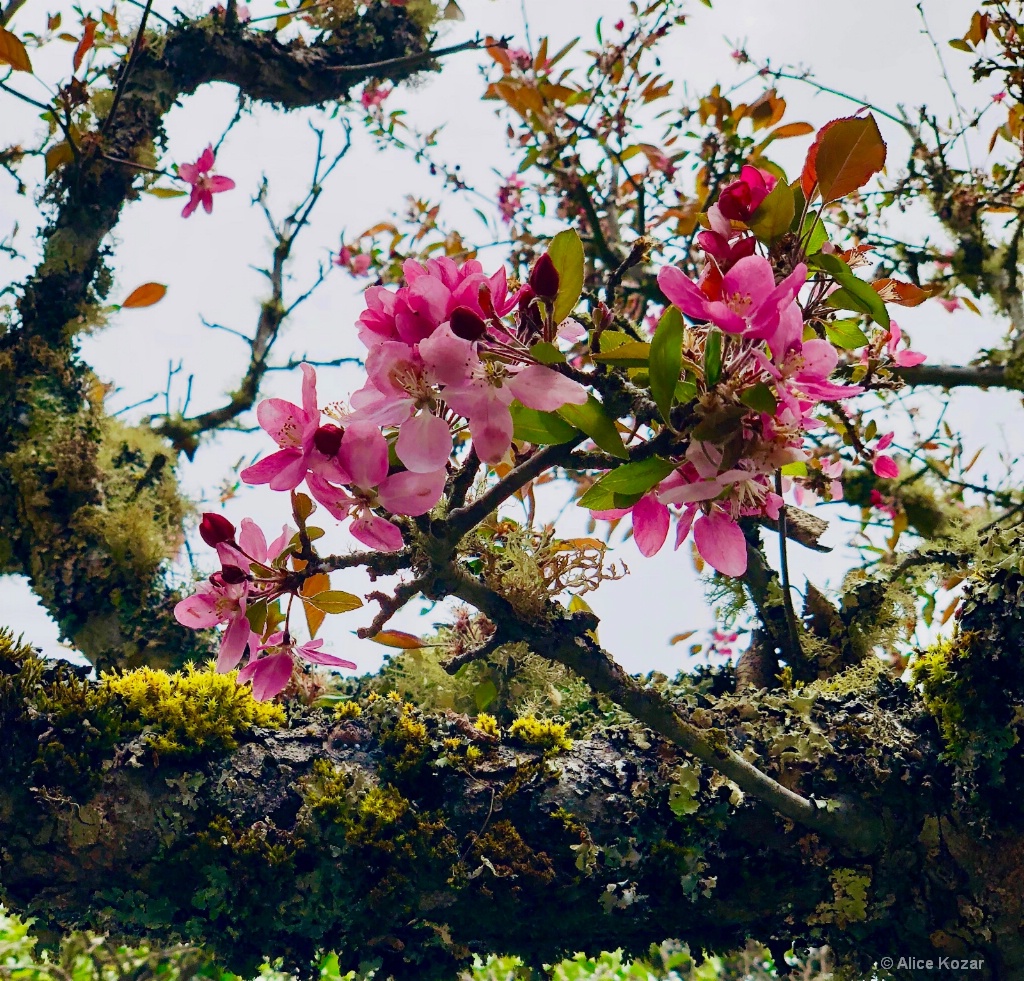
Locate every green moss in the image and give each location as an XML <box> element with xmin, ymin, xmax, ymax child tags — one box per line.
<box><xmin>100</xmin><ymin>662</ymin><xmax>284</xmax><ymax>757</ymax></box>
<box><xmin>508</xmin><ymin>716</ymin><xmax>572</xmax><ymax>754</ymax></box>
<box><xmin>809</xmin><ymin>868</ymin><xmax>871</xmax><ymax>928</ymax></box>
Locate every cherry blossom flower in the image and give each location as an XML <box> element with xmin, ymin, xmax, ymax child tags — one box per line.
<box><xmin>497</xmin><ymin>175</ymin><xmax>524</xmax><ymax>224</ymax></box>
<box><xmin>715</xmin><ymin>165</ymin><xmax>776</xmax><ymax>223</ymax></box>
<box><xmin>360</xmin><ymin>82</ymin><xmax>391</xmax><ymax>109</ymax></box>
<box><xmin>419</xmin><ymin>323</ymin><xmax>587</xmax><ymax>463</ymax></box>
<box><xmin>179</xmin><ymin>145</ymin><xmax>235</xmax><ymax>218</ymax></box>
<box><xmin>174</xmin><ymin>517</ymin><xmax>293</xmax><ymax>672</ymax></box>
<box><xmin>239</xmin><ymin>632</ymin><xmax>357</xmax><ymax>702</ymax></box>
<box><xmin>885</xmin><ymin>321</ymin><xmax>926</xmax><ymax>367</ymax></box>
<box><xmin>240</xmin><ymin>363</ymin><xmax>349</xmax><ymax>491</ymax></box>
<box><xmin>335</xmin><ymin>245</ymin><xmax>372</xmax><ymax>277</ymax></box>
<box><xmin>658</xmin><ymin>255</ymin><xmax>807</xmax><ymax>340</ymax></box>
<box><xmin>305</xmin><ymin>424</ymin><xmax>446</xmax><ymax>551</ymax></box>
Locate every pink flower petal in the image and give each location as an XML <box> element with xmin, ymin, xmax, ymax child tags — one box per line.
<box><xmin>378</xmin><ymin>468</ymin><xmax>447</xmax><ymax>516</ymax></box>
<box><xmin>632</xmin><ymin>492</ymin><xmax>670</xmax><ymax>557</ymax></box>
<box><xmin>240</xmin><ymin>448</ymin><xmax>302</xmax><ymax>486</ymax></box>
<box><xmin>872</xmin><ymin>455</ymin><xmax>899</xmax><ymax>479</ymax></box>
<box><xmin>350</xmin><ymin>513</ymin><xmax>405</xmax><ymax>551</ymax></box>
<box><xmin>693</xmin><ymin>511</ymin><xmax>748</xmax><ymax>577</ymax></box>
<box><xmin>245</xmin><ymin>653</ymin><xmax>294</xmax><ymax>702</ymax></box>
<box><xmin>218</xmin><ymin>613</ymin><xmax>253</xmax><ymax>672</ymax></box>
<box><xmin>340</xmin><ymin>424</ymin><xmax>389</xmax><ymax>489</ymax></box>
<box><xmin>508</xmin><ymin>364</ymin><xmax>588</xmax><ymax>411</ymax></box>
<box><xmin>174</xmin><ymin>592</ymin><xmax>220</xmax><ymax>629</ymax></box>
<box><xmin>396</xmin><ymin>411</ymin><xmax>452</xmax><ymax>472</ymax></box>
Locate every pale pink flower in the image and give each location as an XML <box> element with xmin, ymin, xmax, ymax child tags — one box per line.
<box><xmin>360</xmin><ymin>82</ymin><xmax>391</xmax><ymax>109</ymax></box>
<box><xmin>179</xmin><ymin>145</ymin><xmax>235</xmax><ymax>218</ymax></box>
<box><xmin>238</xmin><ymin>631</ymin><xmax>358</xmax><ymax>702</ymax></box>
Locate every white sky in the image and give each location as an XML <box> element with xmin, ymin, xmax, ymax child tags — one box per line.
<box><xmin>1</xmin><ymin>0</ymin><xmax>1016</xmax><ymax>676</ymax></box>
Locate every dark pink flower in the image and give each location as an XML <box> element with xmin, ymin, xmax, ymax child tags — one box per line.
<box><xmin>179</xmin><ymin>145</ymin><xmax>235</xmax><ymax>218</ymax></box>
<box><xmin>716</xmin><ymin>165</ymin><xmax>776</xmax><ymax>223</ymax></box>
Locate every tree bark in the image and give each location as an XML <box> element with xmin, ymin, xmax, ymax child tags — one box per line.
<box><xmin>3</xmin><ymin>611</ymin><xmax>1023</xmax><ymax>981</ymax></box>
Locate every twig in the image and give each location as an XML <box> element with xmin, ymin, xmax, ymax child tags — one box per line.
<box><xmin>102</xmin><ymin>0</ymin><xmax>156</xmax><ymax>137</ymax></box>
<box><xmin>326</xmin><ymin>35</ymin><xmax>509</xmax><ymax>75</ymax></box>
<box><xmin>775</xmin><ymin>471</ymin><xmax>803</xmax><ymax>663</ymax></box>
<box><xmin>446</xmin><ymin>437</ymin><xmax>585</xmax><ymax>540</ymax></box>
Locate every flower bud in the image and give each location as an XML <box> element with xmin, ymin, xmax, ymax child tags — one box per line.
<box><xmin>199</xmin><ymin>512</ymin><xmax>236</xmax><ymax>547</ymax></box>
<box><xmin>220</xmin><ymin>565</ymin><xmax>248</xmax><ymax>585</ymax></box>
<box><xmin>313</xmin><ymin>423</ymin><xmax>344</xmax><ymax>457</ymax></box>
<box><xmin>450</xmin><ymin>306</ymin><xmax>487</xmax><ymax>341</ymax></box>
<box><xmin>529</xmin><ymin>252</ymin><xmax>560</xmax><ymax>300</ymax></box>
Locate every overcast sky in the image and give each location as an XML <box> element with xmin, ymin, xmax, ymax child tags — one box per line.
<box><xmin>1</xmin><ymin>0</ymin><xmax>1015</xmax><ymax>676</ymax></box>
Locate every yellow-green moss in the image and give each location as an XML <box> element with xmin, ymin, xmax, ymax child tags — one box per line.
<box><xmin>100</xmin><ymin>663</ymin><xmax>284</xmax><ymax>757</ymax></box>
<box><xmin>334</xmin><ymin>700</ymin><xmax>362</xmax><ymax>720</ymax></box>
<box><xmin>809</xmin><ymin>868</ymin><xmax>871</xmax><ymax>928</ymax></box>
<box><xmin>508</xmin><ymin>716</ymin><xmax>572</xmax><ymax>754</ymax></box>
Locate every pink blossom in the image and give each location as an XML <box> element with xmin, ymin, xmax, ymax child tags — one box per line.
<box><xmin>870</xmin><ymin>489</ymin><xmax>898</xmax><ymax>518</ymax></box>
<box><xmin>497</xmin><ymin>175</ymin><xmax>525</xmax><ymax>224</ymax></box>
<box><xmin>658</xmin><ymin>255</ymin><xmax>807</xmax><ymax>339</ymax></box>
<box><xmin>178</xmin><ymin>145</ymin><xmax>235</xmax><ymax>218</ymax></box>
<box><xmin>240</xmin><ymin>364</ymin><xmax>350</xmax><ymax>491</ymax></box>
<box><xmin>938</xmin><ymin>297</ymin><xmax>962</xmax><ymax>313</ymax></box>
<box><xmin>360</xmin><ymin>82</ymin><xmax>391</xmax><ymax>109</ymax></box>
<box><xmin>238</xmin><ymin>632</ymin><xmax>358</xmax><ymax>702</ymax></box>
<box><xmin>419</xmin><ymin>324</ymin><xmax>587</xmax><ymax>464</ymax></box>
<box><xmin>305</xmin><ymin>424</ymin><xmax>446</xmax><ymax>551</ymax></box>
<box><xmin>335</xmin><ymin>245</ymin><xmax>372</xmax><ymax>277</ymax></box>
<box><xmin>886</xmin><ymin>321</ymin><xmax>926</xmax><ymax>367</ymax></box>
<box><xmin>715</xmin><ymin>165</ymin><xmax>776</xmax><ymax>223</ymax></box>
<box><xmin>174</xmin><ymin>518</ymin><xmax>292</xmax><ymax>672</ymax></box>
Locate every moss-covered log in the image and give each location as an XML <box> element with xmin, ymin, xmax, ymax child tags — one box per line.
<box><xmin>3</xmin><ymin>615</ymin><xmax>1024</xmax><ymax>981</ymax></box>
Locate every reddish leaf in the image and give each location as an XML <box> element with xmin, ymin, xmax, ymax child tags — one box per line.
<box><xmin>73</xmin><ymin>17</ymin><xmax>97</xmax><ymax>73</ymax></box>
<box><xmin>0</xmin><ymin>27</ymin><xmax>33</xmax><ymax>72</ymax></box>
<box><xmin>121</xmin><ymin>282</ymin><xmax>167</xmax><ymax>308</ymax></box>
<box><xmin>801</xmin><ymin>115</ymin><xmax>886</xmax><ymax>202</ymax></box>
<box><xmin>369</xmin><ymin>630</ymin><xmax>429</xmax><ymax>649</ymax></box>
<box><xmin>872</xmin><ymin>278</ymin><xmax>937</xmax><ymax>307</ymax></box>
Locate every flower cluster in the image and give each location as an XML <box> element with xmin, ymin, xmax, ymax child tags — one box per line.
<box><xmin>174</xmin><ymin>513</ymin><xmax>356</xmax><ymax>700</ymax></box>
<box><xmin>243</xmin><ymin>256</ymin><xmax>587</xmax><ymax>550</ymax></box>
<box><xmin>592</xmin><ymin>164</ymin><xmax>917</xmax><ymax>576</ymax></box>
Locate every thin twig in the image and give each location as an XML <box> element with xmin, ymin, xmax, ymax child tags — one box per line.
<box><xmin>102</xmin><ymin>0</ymin><xmax>156</xmax><ymax>137</ymax></box>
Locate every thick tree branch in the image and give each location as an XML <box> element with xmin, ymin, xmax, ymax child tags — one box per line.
<box><xmin>894</xmin><ymin>363</ymin><xmax>1024</xmax><ymax>390</ymax></box>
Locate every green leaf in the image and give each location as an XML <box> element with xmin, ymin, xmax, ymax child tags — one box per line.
<box><xmin>510</xmin><ymin>403</ymin><xmax>579</xmax><ymax>445</ymax></box>
<box><xmin>576</xmin><ymin>483</ymin><xmax>644</xmax><ymax>512</ymax></box>
<box><xmin>825</xmin><ymin>318</ymin><xmax>871</xmax><ymax>350</ymax></box>
<box><xmin>578</xmin><ymin>457</ymin><xmax>676</xmax><ymax>508</ymax></box>
<box><xmin>548</xmin><ymin>227</ymin><xmax>585</xmax><ymax>325</ymax></box>
<box><xmin>675</xmin><ymin>379</ymin><xmax>697</xmax><ymax>402</ymax></box>
<box><xmin>649</xmin><ymin>306</ymin><xmax>683</xmax><ymax>421</ymax></box>
<box><xmin>812</xmin><ymin>254</ymin><xmax>890</xmax><ymax>328</ymax></box>
<box><xmin>799</xmin><ymin>209</ymin><xmax>828</xmax><ymax>254</ymax></box>
<box><xmin>304</xmin><ymin>590</ymin><xmax>364</xmax><ymax>614</ymax></box>
<box><xmin>749</xmin><ymin>179</ymin><xmax>795</xmax><ymax>243</ymax></box>
<box><xmin>739</xmin><ymin>382</ymin><xmax>778</xmax><ymax>415</ymax></box>
<box><xmin>474</xmin><ymin>679</ymin><xmax>498</xmax><ymax>710</ymax></box>
<box><xmin>781</xmin><ymin>460</ymin><xmax>808</xmax><ymax>476</ymax></box>
<box><xmin>591</xmin><ymin>340</ymin><xmax>651</xmax><ymax>366</ymax></box>
<box><xmin>557</xmin><ymin>395</ymin><xmax>629</xmax><ymax>459</ymax></box>
<box><xmin>245</xmin><ymin>600</ymin><xmax>268</xmax><ymax>636</ymax></box>
<box><xmin>704</xmin><ymin>329</ymin><xmax>723</xmax><ymax>387</ymax></box>
<box><xmin>529</xmin><ymin>341</ymin><xmax>565</xmax><ymax>364</ymax></box>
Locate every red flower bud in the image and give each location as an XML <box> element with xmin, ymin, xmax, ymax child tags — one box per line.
<box><xmin>220</xmin><ymin>565</ymin><xmax>248</xmax><ymax>585</ymax></box>
<box><xmin>529</xmin><ymin>252</ymin><xmax>560</xmax><ymax>299</ymax></box>
<box><xmin>313</xmin><ymin>423</ymin><xmax>344</xmax><ymax>457</ymax></box>
<box><xmin>199</xmin><ymin>512</ymin><xmax>236</xmax><ymax>547</ymax></box>
<box><xmin>449</xmin><ymin>305</ymin><xmax>488</xmax><ymax>341</ymax></box>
